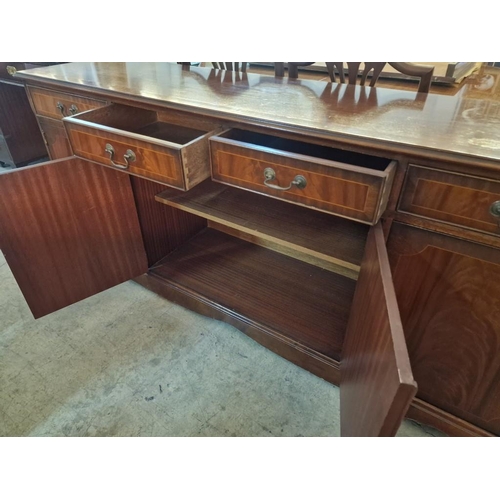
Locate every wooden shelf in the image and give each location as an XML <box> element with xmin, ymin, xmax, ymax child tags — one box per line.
<box><xmin>149</xmin><ymin>228</ymin><xmax>357</xmax><ymax>360</ymax></box>
<box><xmin>155</xmin><ymin>180</ymin><xmax>368</xmax><ymax>279</ymax></box>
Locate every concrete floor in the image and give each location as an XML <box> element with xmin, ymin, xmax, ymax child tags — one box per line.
<box><xmin>0</xmin><ymin>252</ymin><xmax>442</xmax><ymax>437</ymax></box>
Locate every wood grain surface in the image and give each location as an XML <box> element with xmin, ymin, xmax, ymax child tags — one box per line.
<box><xmin>64</xmin><ymin>104</ymin><xmax>213</xmax><ymax>188</ymax></box>
<box><xmin>399</xmin><ymin>164</ymin><xmax>500</xmax><ymax>235</ymax></box>
<box><xmin>130</xmin><ymin>176</ymin><xmax>207</xmax><ymax>267</ymax></box>
<box><xmin>340</xmin><ymin>223</ymin><xmax>417</xmax><ymax>437</ymax></box>
<box><xmin>0</xmin><ymin>158</ymin><xmax>148</xmax><ymax>318</ymax></box>
<box><xmin>27</xmin><ymin>85</ymin><xmax>105</xmax><ymax>120</ymax></box>
<box><xmin>149</xmin><ymin>228</ymin><xmax>356</xmax><ymax>359</ymax></box>
<box><xmin>37</xmin><ymin>116</ymin><xmax>72</xmax><ymax>160</ymax></box>
<box><xmin>211</xmin><ymin>130</ymin><xmax>394</xmax><ymax>224</ymax></box>
<box><xmin>387</xmin><ymin>223</ymin><xmax>500</xmax><ymax>435</ymax></box>
<box><xmin>14</xmin><ymin>63</ymin><xmax>500</xmax><ymax>167</ymax></box>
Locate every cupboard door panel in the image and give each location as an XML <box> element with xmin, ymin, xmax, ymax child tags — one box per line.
<box><xmin>340</xmin><ymin>223</ymin><xmax>417</xmax><ymax>437</ymax></box>
<box><xmin>387</xmin><ymin>223</ymin><xmax>500</xmax><ymax>435</ymax></box>
<box><xmin>0</xmin><ymin>157</ymin><xmax>148</xmax><ymax>318</ymax></box>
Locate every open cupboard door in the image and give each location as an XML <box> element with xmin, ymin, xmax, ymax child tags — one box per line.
<box><xmin>340</xmin><ymin>223</ymin><xmax>417</xmax><ymax>437</ymax></box>
<box><xmin>0</xmin><ymin>157</ymin><xmax>148</xmax><ymax>318</ymax></box>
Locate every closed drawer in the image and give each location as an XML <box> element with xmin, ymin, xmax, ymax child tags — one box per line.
<box><xmin>27</xmin><ymin>86</ymin><xmax>106</xmax><ymax>120</ymax></box>
<box><xmin>399</xmin><ymin>164</ymin><xmax>500</xmax><ymax>235</ymax></box>
<box><xmin>210</xmin><ymin>129</ymin><xmax>396</xmax><ymax>224</ymax></box>
<box><xmin>64</xmin><ymin>104</ymin><xmax>214</xmax><ymax>189</ymax></box>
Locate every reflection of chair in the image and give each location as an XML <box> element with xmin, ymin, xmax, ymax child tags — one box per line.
<box><xmin>277</xmin><ymin>62</ymin><xmax>434</xmax><ymax>93</ymax></box>
<box><xmin>212</xmin><ymin>62</ymin><xmax>248</xmax><ymax>72</ymax></box>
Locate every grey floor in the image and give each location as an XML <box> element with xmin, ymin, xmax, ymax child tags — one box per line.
<box><xmin>0</xmin><ymin>252</ymin><xmax>441</xmax><ymax>437</ymax></box>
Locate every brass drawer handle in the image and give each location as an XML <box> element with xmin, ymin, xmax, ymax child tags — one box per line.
<box><xmin>263</xmin><ymin>167</ymin><xmax>307</xmax><ymax>191</ymax></box>
<box><xmin>104</xmin><ymin>143</ymin><xmax>136</xmax><ymax>170</ymax></box>
<box><xmin>69</xmin><ymin>104</ymin><xmax>79</xmax><ymax>115</ymax></box>
<box><xmin>490</xmin><ymin>201</ymin><xmax>500</xmax><ymax>218</ymax></box>
<box><xmin>56</xmin><ymin>101</ymin><xmax>67</xmax><ymax>117</ymax></box>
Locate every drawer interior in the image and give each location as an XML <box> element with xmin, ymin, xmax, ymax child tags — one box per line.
<box><xmin>217</xmin><ymin>128</ymin><xmax>391</xmax><ymax>171</ymax></box>
<box><xmin>72</xmin><ymin>104</ymin><xmax>207</xmax><ymax>145</ymax></box>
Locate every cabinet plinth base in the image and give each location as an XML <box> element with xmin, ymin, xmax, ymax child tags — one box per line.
<box><xmin>134</xmin><ymin>272</ymin><xmax>341</xmax><ymax>386</ymax></box>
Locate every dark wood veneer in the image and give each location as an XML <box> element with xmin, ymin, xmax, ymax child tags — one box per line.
<box><xmin>399</xmin><ymin>164</ymin><xmax>500</xmax><ymax>236</ymax></box>
<box><xmin>0</xmin><ymin>158</ymin><xmax>147</xmax><ymax>318</ymax></box>
<box><xmin>387</xmin><ymin>223</ymin><xmax>500</xmax><ymax>435</ymax></box>
<box><xmin>27</xmin><ymin>85</ymin><xmax>106</xmax><ymax>120</ymax></box>
<box><xmin>341</xmin><ymin>224</ymin><xmax>417</xmax><ymax>437</ymax></box>
<box><xmin>64</xmin><ymin>104</ymin><xmax>214</xmax><ymax>189</ymax></box>
<box><xmin>130</xmin><ymin>176</ymin><xmax>207</xmax><ymax>267</ymax></box>
<box><xmin>6</xmin><ymin>62</ymin><xmax>500</xmax><ymax>437</ymax></box>
<box><xmin>210</xmin><ymin>130</ymin><xmax>395</xmax><ymax>224</ymax></box>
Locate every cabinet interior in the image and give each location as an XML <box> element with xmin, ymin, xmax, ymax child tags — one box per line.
<box><xmin>218</xmin><ymin>128</ymin><xmax>391</xmax><ymax>171</ymax></box>
<box><xmin>132</xmin><ymin>176</ymin><xmax>369</xmax><ymax>363</ymax></box>
<box><xmin>71</xmin><ymin>103</ymin><xmax>208</xmax><ymax>145</ymax></box>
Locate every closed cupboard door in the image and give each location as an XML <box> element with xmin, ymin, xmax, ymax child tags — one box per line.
<box><xmin>340</xmin><ymin>223</ymin><xmax>417</xmax><ymax>436</ymax></box>
<box><xmin>0</xmin><ymin>157</ymin><xmax>148</xmax><ymax>318</ymax></box>
<box><xmin>387</xmin><ymin>222</ymin><xmax>500</xmax><ymax>435</ymax></box>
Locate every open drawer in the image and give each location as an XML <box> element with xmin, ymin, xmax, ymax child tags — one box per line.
<box><xmin>64</xmin><ymin>104</ymin><xmax>214</xmax><ymax>189</ymax></box>
<box><xmin>210</xmin><ymin>128</ymin><xmax>397</xmax><ymax>225</ymax></box>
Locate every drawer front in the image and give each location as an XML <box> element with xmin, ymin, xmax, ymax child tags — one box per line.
<box><xmin>399</xmin><ymin>164</ymin><xmax>500</xmax><ymax>235</ymax></box>
<box><xmin>28</xmin><ymin>86</ymin><xmax>106</xmax><ymax>120</ymax></box>
<box><xmin>65</xmin><ymin>123</ymin><xmax>186</xmax><ymax>189</ymax></box>
<box><xmin>211</xmin><ymin>139</ymin><xmax>394</xmax><ymax>224</ymax></box>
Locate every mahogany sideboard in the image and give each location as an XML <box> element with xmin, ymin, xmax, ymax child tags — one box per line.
<box><xmin>2</xmin><ymin>62</ymin><xmax>499</xmax><ymax>437</ymax></box>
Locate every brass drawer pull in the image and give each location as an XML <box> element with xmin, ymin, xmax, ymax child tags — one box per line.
<box><xmin>490</xmin><ymin>200</ymin><xmax>500</xmax><ymax>218</ymax></box>
<box><xmin>490</xmin><ymin>201</ymin><xmax>500</xmax><ymax>230</ymax></box>
<box><xmin>263</xmin><ymin>167</ymin><xmax>307</xmax><ymax>191</ymax></box>
<box><xmin>56</xmin><ymin>101</ymin><xmax>67</xmax><ymax>117</ymax></box>
<box><xmin>68</xmin><ymin>104</ymin><xmax>79</xmax><ymax>115</ymax></box>
<box><xmin>104</xmin><ymin>143</ymin><xmax>136</xmax><ymax>170</ymax></box>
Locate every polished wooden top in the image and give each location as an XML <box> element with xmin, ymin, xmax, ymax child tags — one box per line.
<box><xmin>16</xmin><ymin>62</ymin><xmax>500</xmax><ymax>166</ymax></box>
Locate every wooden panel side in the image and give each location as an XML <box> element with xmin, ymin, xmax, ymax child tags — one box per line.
<box><xmin>182</xmin><ymin>131</ymin><xmax>213</xmax><ymax>190</ymax></box>
<box><xmin>130</xmin><ymin>176</ymin><xmax>207</xmax><ymax>267</ymax></box>
<box><xmin>341</xmin><ymin>223</ymin><xmax>417</xmax><ymax>437</ymax></box>
<box><xmin>0</xmin><ymin>158</ymin><xmax>148</xmax><ymax>318</ymax></box>
<box><xmin>0</xmin><ymin>81</ymin><xmax>47</xmax><ymax>165</ymax></box>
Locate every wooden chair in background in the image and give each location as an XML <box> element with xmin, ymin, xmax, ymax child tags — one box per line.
<box><xmin>276</xmin><ymin>62</ymin><xmax>435</xmax><ymax>93</ymax></box>
<box><xmin>211</xmin><ymin>62</ymin><xmax>248</xmax><ymax>72</ymax></box>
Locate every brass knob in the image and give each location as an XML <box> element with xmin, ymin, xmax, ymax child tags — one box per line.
<box><xmin>69</xmin><ymin>104</ymin><xmax>79</xmax><ymax>115</ymax></box>
<box><xmin>490</xmin><ymin>201</ymin><xmax>500</xmax><ymax>217</ymax></box>
<box><xmin>56</xmin><ymin>102</ymin><xmax>66</xmax><ymax>116</ymax></box>
<box><xmin>6</xmin><ymin>65</ymin><xmax>17</xmax><ymax>76</ymax></box>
